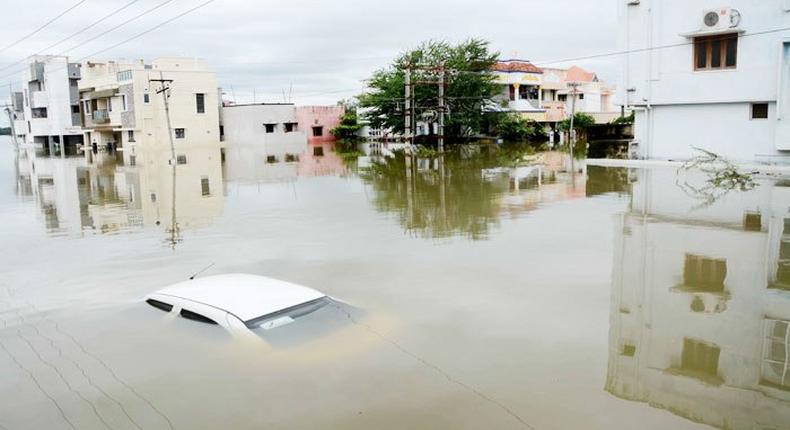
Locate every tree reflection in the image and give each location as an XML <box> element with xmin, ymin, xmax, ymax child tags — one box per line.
<box><xmin>361</xmin><ymin>151</ymin><xmax>511</xmax><ymax>240</ymax></box>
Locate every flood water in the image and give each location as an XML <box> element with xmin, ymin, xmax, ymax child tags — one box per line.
<box><xmin>1</xmin><ymin>136</ymin><xmax>789</xmax><ymax>430</ymax></box>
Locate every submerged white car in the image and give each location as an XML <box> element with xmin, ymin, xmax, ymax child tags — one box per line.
<box><xmin>145</xmin><ymin>274</ymin><xmax>357</xmax><ymax>342</ymax></box>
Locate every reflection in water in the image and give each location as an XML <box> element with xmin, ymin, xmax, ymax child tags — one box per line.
<box><xmin>606</xmin><ymin>167</ymin><xmax>790</xmax><ymax>429</ymax></box>
<box><xmin>14</xmin><ymin>145</ymin><xmax>224</xmax><ymax>242</ymax></box>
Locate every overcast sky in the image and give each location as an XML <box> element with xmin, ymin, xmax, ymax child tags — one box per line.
<box><xmin>0</xmin><ymin>0</ymin><xmax>620</xmax><ymax>115</ymax></box>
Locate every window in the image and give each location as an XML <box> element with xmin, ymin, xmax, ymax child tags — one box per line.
<box><xmin>71</xmin><ymin>105</ymin><xmax>80</xmax><ymax>114</ymax></box>
<box><xmin>116</xmin><ymin>70</ymin><xmax>133</xmax><ymax>81</ymax></box>
<box><xmin>285</xmin><ymin>153</ymin><xmax>298</xmax><ymax>162</ymax></box>
<box><xmin>121</xmin><ymin>94</ymin><xmax>128</xmax><ymax>111</ymax></box>
<box><xmin>743</xmin><ymin>211</ymin><xmax>761</xmax><ymax>231</ymax></box>
<box><xmin>752</xmin><ymin>103</ymin><xmax>769</xmax><ymax>120</ymax></box>
<box><xmin>146</xmin><ymin>299</ymin><xmax>173</xmax><ymax>312</ymax></box>
<box><xmin>180</xmin><ymin>309</ymin><xmax>217</xmax><ymax>325</ymax></box>
<box><xmin>264</xmin><ymin>123</ymin><xmax>276</xmax><ymax>133</ymax></box>
<box><xmin>143</xmin><ymin>93</ymin><xmax>150</xmax><ymax>104</ymax></box>
<box><xmin>682</xmin><ymin>254</ymin><xmax>726</xmax><ymax>292</ymax></box>
<box><xmin>175</xmin><ymin>128</ymin><xmax>185</xmax><ymax>139</ymax></box>
<box><xmin>129</xmin><ymin>155</ymin><xmax>136</xmax><ymax>166</ymax></box>
<box><xmin>762</xmin><ymin>319</ymin><xmax>790</xmax><ymax>390</ymax></box>
<box><xmin>312</xmin><ymin>126</ymin><xmax>323</xmax><ymax>137</ymax></box>
<box><xmin>621</xmin><ymin>344</ymin><xmax>636</xmax><ymax>357</ymax></box>
<box><xmin>196</xmin><ymin>93</ymin><xmax>205</xmax><ymax>114</ymax></box>
<box><xmin>681</xmin><ymin>338</ymin><xmax>720</xmax><ymax>378</ymax></box>
<box><xmin>284</xmin><ymin>122</ymin><xmax>297</xmax><ymax>133</ymax></box>
<box><xmin>266</xmin><ymin>155</ymin><xmax>278</xmax><ymax>163</ymax></box>
<box><xmin>108</xmin><ymin>98</ymin><xmax>113</xmax><ymax>112</ymax></box>
<box><xmin>128</xmin><ymin>130</ymin><xmax>135</xmax><ymax>142</ymax></box>
<box><xmin>176</xmin><ymin>154</ymin><xmax>187</xmax><ymax>165</ymax></box>
<box><xmin>578</xmin><ymin>93</ymin><xmax>585</xmax><ymax>100</ymax></box>
<box><xmin>772</xmin><ymin>219</ymin><xmax>790</xmax><ymax>290</ymax></box>
<box><xmin>201</xmin><ymin>176</ymin><xmax>210</xmax><ymax>196</ymax></box>
<box><xmin>509</xmin><ymin>85</ymin><xmax>516</xmax><ymax>101</ymax></box>
<box><xmin>313</xmin><ymin>146</ymin><xmax>324</xmax><ymax>156</ymax></box>
<box><xmin>694</xmin><ymin>34</ymin><xmax>738</xmax><ymax>70</ymax></box>
<box><xmin>83</xmin><ymin>100</ymin><xmax>90</xmax><ymax>112</ymax></box>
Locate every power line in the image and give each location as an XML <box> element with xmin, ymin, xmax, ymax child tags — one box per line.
<box><xmin>0</xmin><ymin>0</ymin><xmax>215</xmax><ymax>89</ymax></box>
<box><xmin>0</xmin><ymin>0</ymin><xmax>144</xmax><ymax>73</ymax></box>
<box><xmin>0</xmin><ymin>0</ymin><xmax>179</xmax><ymax>82</ymax></box>
<box><xmin>0</xmin><ymin>0</ymin><xmax>89</xmax><ymax>54</ymax></box>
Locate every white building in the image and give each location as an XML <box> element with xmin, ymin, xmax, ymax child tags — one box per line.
<box><xmin>17</xmin><ymin>55</ymin><xmax>83</xmax><ymax>153</ymax></box>
<box><xmin>78</xmin><ymin>57</ymin><xmax>221</xmax><ymax>167</ymax></box>
<box><xmin>606</xmin><ymin>167</ymin><xmax>790</xmax><ymax>429</ymax></box>
<box><xmin>619</xmin><ymin>1</ymin><xmax>790</xmax><ymax>162</ymax></box>
<box><xmin>220</xmin><ymin>103</ymin><xmax>307</xmax><ymax>179</ymax></box>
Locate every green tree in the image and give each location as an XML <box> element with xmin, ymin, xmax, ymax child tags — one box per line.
<box><xmin>489</xmin><ymin>113</ymin><xmax>545</xmax><ymax>144</ymax></box>
<box><xmin>331</xmin><ymin>108</ymin><xmax>364</xmax><ymax>154</ymax></box>
<box><xmin>557</xmin><ymin>112</ymin><xmax>595</xmax><ymax>133</ymax></box>
<box><xmin>359</xmin><ymin>39</ymin><xmax>500</xmax><ymax>144</ymax></box>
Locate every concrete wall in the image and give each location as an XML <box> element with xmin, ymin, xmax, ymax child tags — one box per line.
<box><xmin>296</xmin><ymin>106</ymin><xmax>344</xmax><ymax>147</ymax></box>
<box><xmin>620</xmin><ymin>0</ymin><xmax>790</xmax><ymax>161</ymax></box>
<box><xmin>221</xmin><ymin>103</ymin><xmax>307</xmax><ymax>160</ymax></box>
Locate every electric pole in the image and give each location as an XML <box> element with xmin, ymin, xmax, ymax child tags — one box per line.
<box><xmin>150</xmin><ymin>72</ymin><xmax>178</xmax><ymax>248</ymax></box>
<box><xmin>404</xmin><ymin>64</ymin><xmax>412</xmax><ymax>147</ymax></box>
<box><xmin>567</xmin><ymin>82</ymin><xmax>581</xmax><ymax>174</ymax></box>
<box><xmin>437</xmin><ymin>62</ymin><xmax>445</xmax><ymax>154</ymax></box>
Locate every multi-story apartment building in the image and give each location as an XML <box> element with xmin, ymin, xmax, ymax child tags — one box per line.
<box><xmin>78</xmin><ymin>57</ymin><xmax>221</xmax><ymax>167</ymax></box>
<box><xmin>17</xmin><ymin>55</ymin><xmax>83</xmax><ymax>153</ymax></box>
<box><xmin>619</xmin><ymin>1</ymin><xmax>790</xmax><ymax>161</ymax></box>
<box><xmin>606</xmin><ymin>167</ymin><xmax>790</xmax><ymax>429</ymax></box>
<box><xmin>492</xmin><ymin>60</ymin><xmax>619</xmax><ymax>129</ymax></box>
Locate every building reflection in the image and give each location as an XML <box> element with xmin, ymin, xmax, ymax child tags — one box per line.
<box><xmin>606</xmin><ymin>168</ymin><xmax>790</xmax><ymax>429</ymax></box>
<box><xmin>222</xmin><ymin>141</ymin><xmax>348</xmax><ymax>183</ymax></box>
<box><xmin>15</xmin><ymin>144</ymin><xmax>223</xmax><ymax>238</ymax></box>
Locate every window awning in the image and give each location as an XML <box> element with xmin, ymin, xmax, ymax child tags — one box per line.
<box><xmin>679</xmin><ymin>27</ymin><xmax>745</xmax><ymax>38</ymax></box>
<box><xmin>88</xmin><ymin>88</ymin><xmax>119</xmax><ymax>98</ymax></box>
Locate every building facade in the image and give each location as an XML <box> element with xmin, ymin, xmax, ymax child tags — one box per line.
<box><xmin>619</xmin><ymin>1</ymin><xmax>790</xmax><ymax>162</ymax></box>
<box><xmin>492</xmin><ymin>60</ymin><xmax>619</xmax><ymax>138</ymax></box>
<box><xmin>18</xmin><ymin>55</ymin><xmax>83</xmax><ymax>153</ymax></box>
<box><xmin>606</xmin><ymin>167</ymin><xmax>790</xmax><ymax>429</ymax></box>
<box><xmin>295</xmin><ymin>105</ymin><xmax>343</xmax><ymax>157</ymax></box>
<box><xmin>78</xmin><ymin>57</ymin><xmax>221</xmax><ymax>167</ymax></box>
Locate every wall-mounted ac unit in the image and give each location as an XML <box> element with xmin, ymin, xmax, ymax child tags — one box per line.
<box><xmin>701</xmin><ymin>8</ymin><xmax>741</xmax><ymax>30</ymax></box>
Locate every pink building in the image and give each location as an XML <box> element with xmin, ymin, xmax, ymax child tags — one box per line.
<box><xmin>295</xmin><ymin>106</ymin><xmax>344</xmax><ymax>157</ymax></box>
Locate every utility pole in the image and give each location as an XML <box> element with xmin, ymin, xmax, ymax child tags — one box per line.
<box><xmin>437</xmin><ymin>62</ymin><xmax>445</xmax><ymax>154</ymax></box>
<box><xmin>567</xmin><ymin>82</ymin><xmax>581</xmax><ymax>174</ymax></box>
<box><xmin>404</xmin><ymin>64</ymin><xmax>412</xmax><ymax>147</ymax></box>
<box><xmin>150</xmin><ymin>72</ymin><xmax>178</xmax><ymax>248</ymax></box>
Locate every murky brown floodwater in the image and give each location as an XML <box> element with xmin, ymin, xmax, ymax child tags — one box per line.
<box><xmin>1</xmin><ymin>136</ymin><xmax>789</xmax><ymax>430</ymax></box>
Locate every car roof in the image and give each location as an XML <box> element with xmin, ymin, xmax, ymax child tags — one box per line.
<box><xmin>150</xmin><ymin>274</ymin><xmax>326</xmax><ymax>322</ymax></box>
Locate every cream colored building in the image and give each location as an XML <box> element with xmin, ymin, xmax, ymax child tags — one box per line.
<box><xmin>78</xmin><ymin>57</ymin><xmax>221</xmax><ymax>167</ymax></box>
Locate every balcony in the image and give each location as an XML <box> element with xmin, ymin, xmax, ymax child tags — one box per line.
<box><xmin>92</xmin><ymin>109</ymin><xmax>110</xmax><ymax>124</ymax></box>
<box><xmin>31</xmin><ymin>91</ymin><xmax>48</xmax><ymax>109</ymax></box>
<box><xmin>29</xmin><ymin>62</ymin><xmax>44</xmax><ymax>82</ymax></box>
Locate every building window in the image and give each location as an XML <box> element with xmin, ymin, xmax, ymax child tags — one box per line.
<box><xmin>264</xmin><ymin>123</ymin><xmax>276</xmax><ymax>133</ymax></box>
<box><xmin>772</xmin><ymin>219</ymin><xmax>790</xmax><ymax>290</ymax></box>
<box><xmin>128</xmin><ymin>130</ymin><xmax>135</xmax><ymax>142</ymax></box>
<box><xmin>121</xmin><ymin>94</ymin><xmax>128</xmax><ymax>111</ymax></box>
<box><xmin>175</xmin><ymin>128</ymin><xmax>185</xmax><ymax>139</ymax></box>
<box><xmin>694</xmin><ymin>34</ymin><xmax>738</xmax><ymax>71</ymax></box>
<box><xmin>509</xmin><ymin>85</ymin><xmax>516</xmax><ymax>101</ymax></box>
<box><xmin>144</xmin><ymin>93</ymin><xmax>150</xmax><ymax>104</ymax></box>
<box><xmin>284</xmin><ymin>122</ymin><xmax>297</xmax><ymax>133</ymax></box>
<box><xmin>108</xmin><ymin>98</ymin><xmax>113</xmax><ymax>112</ymax></box>
<box><xmin>201</xmin><ymin>176</ymin><xmax>210</xmax><ymax>196</ymax></box>
<box><xmin>578</xmin><ymin>93</ymin><xmax>585</xmax><ymax>100</ymax></box>
<box><xmin>313</xmin><ymin>146</ymin><xmax>324</xmax><ymax>156</ymax></box>
<box><xmin>266</xmin><ymin>155</ymin><xmax>278</xmax><ymax>163</ymax></box>
<box><xmin>129</xmin><ymin>155</ymin><xmax>136</xmax><ymax>166</ymax></box>
<box><xmin>196</xmin><ymin>93</ymin><xmax>205</xmax><ymax>114</ymax></box>
<box><xmin>762</xmin><ymin>318</ymin><xmax>790</xmax><ymax>390</ymax></box>
<box><xmin>682</xmin><ymin>254</ymin><xmax>726</xmax><ymax>292</ymax></box>
<box><xmin>681</xmin><ymin>338</ymin><xmax>720</xmax><ymax>378</ymax></box>
<box><xmin>83</xmin><ymin>100</ymin><xmax>90</xmax><ymax>113</ymax></box>
<box><xmin>176</xmin><ymin>154</ymin><xmax>187</xmax><ymax>165</ymax></box>
<box><xmin>71</xmin><ymin>105</ymin><xmax>80</xmax><ymax>114</ymax></box>
<box><xmin>752</xmin><ymin>103</ymin><xmax>769</xmax><ymax>120</ymax></box>
<box><xmin>285</xmin><ymin>153</ymin><xmax>298</xmax><ymax>162</ymax></box>
<box><xmin>312</xmin><ymin>126</ymin><xmax>323</xmax><ymax>137</ymax></box>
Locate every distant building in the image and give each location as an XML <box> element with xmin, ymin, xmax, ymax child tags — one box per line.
<box><xmin>492</xmin><ymin>60</ymin><xmax>619</xmax><ymax>138</ymax></box>
<box><xmin>607</xmin><ymin>167</ymin><xmax>790</xmax><ymax>429</ymax></box>
<box><xmin>619</xmin><ymin>1</ymin><xmax>790</xmax><ymax>161</ymax></box>
<box><xmin>221</xmin><ymin>103</ymin><xmax>307</xmax><ymax>178</ymax></box>
<box><xmin>78</xmin><ymin>57</ymin><xmax>221</xmax><ymax>166</ymax></box>
<box><xmin>18</xmin><ymin>55</ymin><xmax>84</xmax><ymax>153</ymax></box>
<box><xmin>296</xmin><ymin>105</ymin><xmax>344</xmax><ymax>157</ymax></box>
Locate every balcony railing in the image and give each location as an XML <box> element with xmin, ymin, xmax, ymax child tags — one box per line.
<box><xmin>92</xmin><ymin>109</ymin><xmax>110</xmax><ymax>124</ymax></box>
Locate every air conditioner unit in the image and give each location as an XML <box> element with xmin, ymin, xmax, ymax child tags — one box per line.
<box><xmin>701</xmin><ymin>8</ymin><xmax>741</xmax><ymax>30</ymax></box>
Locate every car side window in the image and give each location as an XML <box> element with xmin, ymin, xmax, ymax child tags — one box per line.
<box><xmin>146</xmin><ymin>299</ymin><xmax>173</xmax><ymax>312</ymax></box>
<box><xmin>180</xmin><ymin>308</ymin><xmax>218</xmax><ymax>325</ymax></box>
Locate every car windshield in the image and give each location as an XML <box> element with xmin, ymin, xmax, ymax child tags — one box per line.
<box><xmin>245</xmin><ymin>296</ymin><xmax>332</xmax><ymax>329</ymax></box>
